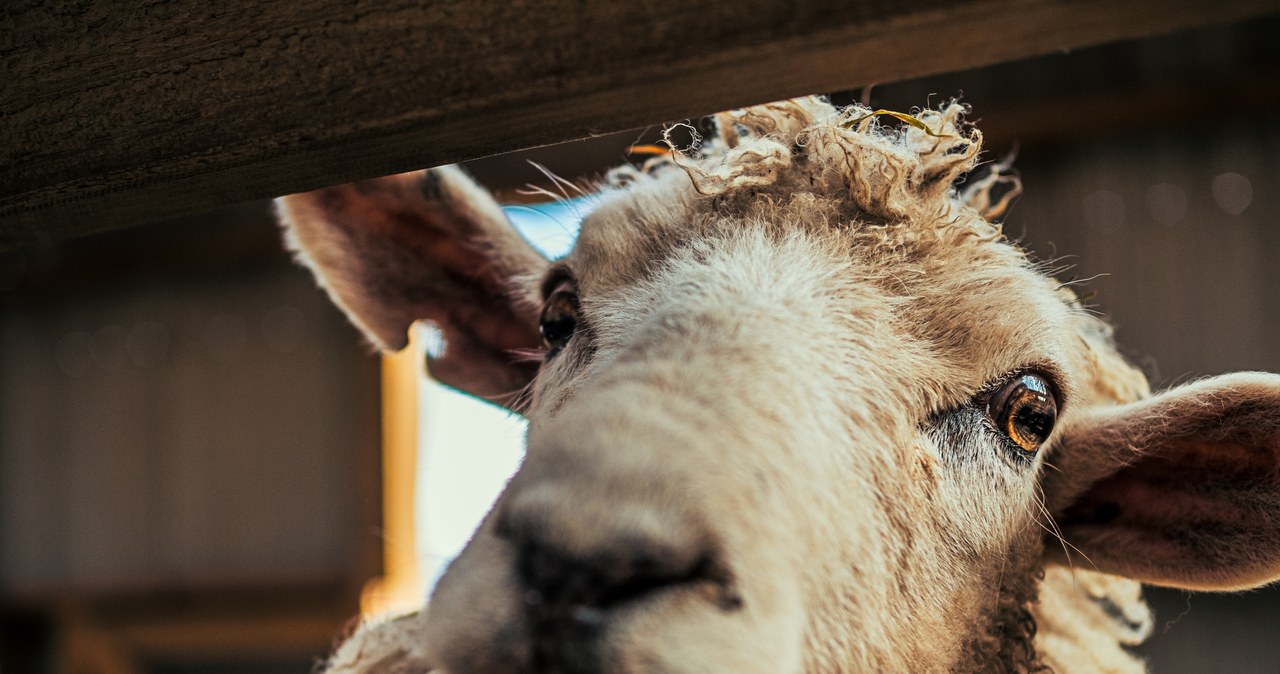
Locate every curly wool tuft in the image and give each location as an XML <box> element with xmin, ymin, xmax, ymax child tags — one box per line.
<box><xmin>962</xmin><ymin>569</ymin><xmax>1052</xmax><ymax>674</ymax></box>
<box><xmin>661</xmin><ymin>97</ymin><xmax>1017</xmax><ymax>242</ymax></box>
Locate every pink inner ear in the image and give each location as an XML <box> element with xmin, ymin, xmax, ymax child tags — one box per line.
<box><xmin>1066</xmin><ymin>437</ymin><xmax>1280</xmax><ymax>522</ymax></box>
<box><xmin>1057</xmin><ymin>436</ymin><xmax>1280</xmax><ymax>590</ymax></box>
<box><xmin>281</xmin><ymin>169</ymin><xmax>551</xmax><ymax>411</ymax></box>
<box><xmin>1068</xmin><ymin>468</ymin><xmax>1247</xmax><ymax>526</ymax></box>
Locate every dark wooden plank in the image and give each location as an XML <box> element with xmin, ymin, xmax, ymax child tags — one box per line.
<box><xmin>3</xmin><ymin>0</ymin><xmax>1277</xmax><ymax>249</ymax></box>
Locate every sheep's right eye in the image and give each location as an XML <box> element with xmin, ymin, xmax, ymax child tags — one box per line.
<box><xmin>988</xmin><ymin>372</ymin><xmax>1058</xmax><ymax>454</ymax></box>
<box><xmin>540</xmin><ymin>289</ymin><xmax>579</xmax><ymax>356</ymax></box>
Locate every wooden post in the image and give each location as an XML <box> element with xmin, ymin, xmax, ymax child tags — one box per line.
<box><xmin>360</xmin><ymin>332</ymin><xmax>424</xmax><ymax>618</ymax></box>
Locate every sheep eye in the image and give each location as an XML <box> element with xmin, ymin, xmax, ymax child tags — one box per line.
<box><xmin>988</xmin><ymin>373</ymin><xmax>1058</xmax><ymax>454</ymax></box>
<box><xmin>540</xmin><ymin>288</ymin><xmax>579</xmax><ymax>356</ymax></box>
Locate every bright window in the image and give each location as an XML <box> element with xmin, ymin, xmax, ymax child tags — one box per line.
<box><xmin>416</xmin><ymin>200</ymin><xmax>584</xmax><ymax>594</ymax></box>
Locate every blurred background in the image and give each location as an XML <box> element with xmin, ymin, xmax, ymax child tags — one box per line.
<box><xmin>2</xmin><ymin>13</ymin><xmax>1279</xmax><ymax>673</ymax></box>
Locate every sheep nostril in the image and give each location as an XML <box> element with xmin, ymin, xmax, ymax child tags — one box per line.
<box><xmin>515</xmin><ymin>536</ymin><xmax>734</xmax><ymax>617</ymax></box>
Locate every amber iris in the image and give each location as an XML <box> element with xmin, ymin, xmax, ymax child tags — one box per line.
<box><xmin>989</xmin><ymin>373</ymin><xmax>1058</xmax><ymax>453</ymax></box>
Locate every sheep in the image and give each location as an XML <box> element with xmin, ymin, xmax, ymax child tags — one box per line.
<box><xmin>277</xmin><ymin>97</ymin><xmax>1280</xmax><ymax>674</ymax></box>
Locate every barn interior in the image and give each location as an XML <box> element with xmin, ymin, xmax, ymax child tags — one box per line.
<box><xmin>3</xmin><ymin>8</ymin><xmax>1280</xmax><ymax>674</ymax></box>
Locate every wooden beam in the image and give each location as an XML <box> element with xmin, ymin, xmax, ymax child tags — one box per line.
<box><xmin>3</xmin><ymin>1</ymin><xmax>1277</xmax><ymax>249</ymax></box>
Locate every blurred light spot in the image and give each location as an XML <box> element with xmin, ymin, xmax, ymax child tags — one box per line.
<box><xmin>418</xmin><ymin>322</ymin><xmax>447</xmax><ymax>361</ymax></box>
<box><xmin>128</xmin><ymin>321</ymin><xmax>170</xmax><ymax>368</ymax></box>
<box><xmin>204</xmin><ymin>314</ymin><xmax>248</xmax><ymax>363</ymax></box>
<box><xmin>55</xmin><ymin>331</ymin><xmax>95</xmax><ymax>378</ymax></box>
<box><xmin>1082</xmin><ymin>190</ymin><xmax>1125</xmax><ymax>234</ymax></box>
<box><xmin>93</xmin><ymin>324</ymin><xmax>129</xmax><ymax>371</ymax></box>
<box><xmin>1211</xmin><ymin>172</ymin><xmax>1252</xmax><ymax>216</ymax></box>
<box><xmin>261</xmin><ymin>305</ymin><xmax>306</xmax><ymax>354</ymax></box>
<box><xmin>1145</xmin><ymin>183</ymin><xmax>1187</xmax><ymax>227</ymax></box>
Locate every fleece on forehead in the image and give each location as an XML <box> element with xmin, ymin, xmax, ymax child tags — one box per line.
<box><xmin>574</xmin><ymin>98</ymin><xmax>1005</xmax><ymax>293</ymax></box>
<box><xmin>673</xmin><ymin>97</ymin><xmax>993</xmax><ymax>227</ymax></box>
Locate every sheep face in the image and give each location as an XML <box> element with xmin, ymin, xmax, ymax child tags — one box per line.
<box><xmin>279</xmin><ymin>98</ymin><xmax>1280</xmax><ymax>674</ymax></box>
<box><xmin>452</xmin><ymin>180</ymin><xmax>1092</xmax><ymax>674</ymax></box>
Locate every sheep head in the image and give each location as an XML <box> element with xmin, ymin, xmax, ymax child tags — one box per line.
<box><xmin>278</xmin><ymin>98</ymin><xmax>1280</xmax><ymax>674</ymax></box>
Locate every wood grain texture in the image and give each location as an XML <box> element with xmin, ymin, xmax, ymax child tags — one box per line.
<box><xmin>3</xmin><ymin>0</ymin><xmax>1278</xmax><ymax>248</ymax></box>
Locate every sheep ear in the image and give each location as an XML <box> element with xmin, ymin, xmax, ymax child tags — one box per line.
<box><xmin>1043</xmin><ymin>372</ymin><xmax>1280</xmax><ymax>591</ymax></box>
<box><xmin>277</xmin><ymin>166</ymin><xmax>548</xmax><ymax>410</ymax></box>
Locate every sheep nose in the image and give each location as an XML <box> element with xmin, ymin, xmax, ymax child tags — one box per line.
<box><xmin>496</xmin><ymin>486</ymin><xmax>739</xmax><ymax>619</ymax></box>
<box><xmin>504</xmin><ymin>525</ymin><xmax>733</xmax><ymax>674</ymax></box>
<box><xmin>516</xmin><ymin>535</ymin><xmax>708</xmax><ymax>613</ymax></box>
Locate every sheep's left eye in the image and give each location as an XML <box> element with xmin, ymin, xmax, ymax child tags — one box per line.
<box><xmin>539</xmin><ymin>290</ymin><xmax>579</xmax><ymax>356</ymax></box>
<box><xmin>988</xmin><ymin>373</ymin><xmax>1058</xmax><ymax>454</ymax></box>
